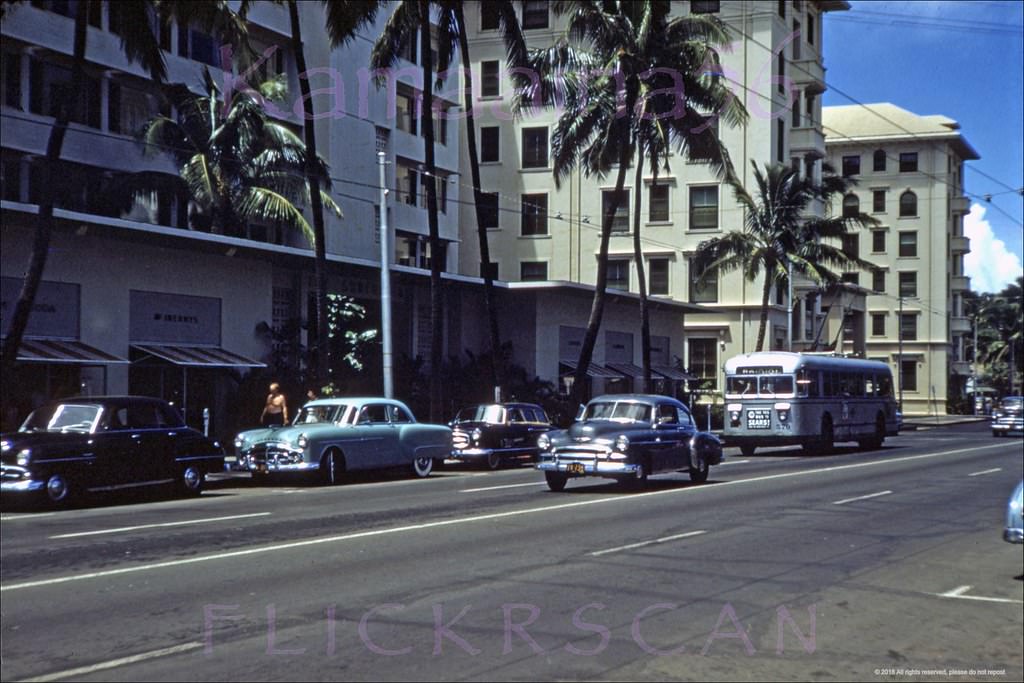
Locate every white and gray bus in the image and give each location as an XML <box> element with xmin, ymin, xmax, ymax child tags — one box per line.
<box><xmin>722</xmin><ymin>352</ymin><xmax>899</xmax><ymax>456</ymax></box>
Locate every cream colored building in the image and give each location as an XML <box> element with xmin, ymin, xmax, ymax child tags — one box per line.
<box><xmin>822</xmin><ymin>103</ymin><xmax>978</xmax><ymax>416</ymax></box>
<box><xmin>459</xmin><ymin>0</ymin><xmax>850</xmax><ymax>393</ymax></box>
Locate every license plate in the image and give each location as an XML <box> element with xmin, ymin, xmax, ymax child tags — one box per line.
<box><xmin>746</xmin><ymin>409</ymin><xmax>771</xmax><ymax>430</ymax></box>
<box><xmin>257</xmin><ymin>464</ymin><xmax>268</xmax><ymax>473</ymax></box>
<box><xmin>566</xmin><ymin>462</ymin><xmax>586</xmax><ymax>475</ymax></box>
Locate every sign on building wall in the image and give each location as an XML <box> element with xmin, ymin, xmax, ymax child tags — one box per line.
<box><xmin>0</xmin><ymin>277</ymin><xmax>80</xmax><ymax>339</ymax></box>
<box><xmin>129</xmin><ymin>290</ymin><xmax>221</xmax><ymax>345</ymax></box>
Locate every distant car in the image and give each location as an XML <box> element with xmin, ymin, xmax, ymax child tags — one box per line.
<box><xmin>535</xmin><ymin>394</ymin><xmax>723</xmax><ymax>491</ymax></box>
<box><xmin>449</xmin><ymin>403</ymin><xmax>552</xmax><ymax>469</ymax></box>
<box><xmin>0</xmin><ymin>396</ymin><xmax>224</xmax><ymax>505</ymax></box>
<box><xmin>1005</xmin><ymin>480</ymin><xmax>1023</xmax><ymax>544</ymax></box>
<box><xmin>992</xmin><ymin>396</ymin><xmax>1023</xmax><ymax>437</ymax></box>
<box><xmin>234</xmin><ymin>398</ymin><xmax>450</xmax><ymax>484</ymax></box>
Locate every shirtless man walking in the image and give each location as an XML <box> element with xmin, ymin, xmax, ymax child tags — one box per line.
<box><xmin>260</xmin><ymin>382</ymin><xmax>289</xmax><ymax>427</ymax></box>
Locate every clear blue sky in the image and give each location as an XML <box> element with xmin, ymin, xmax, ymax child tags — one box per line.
<box><xmin>823</xmin><ymin>0</ymin><xmax>1024</xmax><ymax>293</ymax></box>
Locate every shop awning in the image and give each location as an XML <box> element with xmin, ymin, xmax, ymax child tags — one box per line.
<box><xmin>652</xmin><ymin>365</ymin><xmax>696</xmax><ymax>381</ymax></box>
<box><xmin>131</xmin><ymin>344</ymin><xmax>266</xmax><ymax>368</ymax></box>
<box><xmin>605</xmin><ymin>362</ymin><xmax>646</xmax><ymax>379</ymax></box>
<box><xmin>14</xmin><ymin>338</ymin><xmax>129</xmax><ymax>364</ymax></box>
<box><xmin>560</xmin><ymin>359</ymin><xmax>625</xmax><ymax>380</ymax></box>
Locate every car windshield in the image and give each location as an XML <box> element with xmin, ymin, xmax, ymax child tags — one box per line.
<box><xmin>582</xmin><ymin>401</ymin><xmax>653</xmax><ymax>423</ymax></box>
<box><xmin>455</xmin><ymin>405</ymin><xmax>505</xmax><ymax>424</ymax></box>
<box><xmin>1000</xmin><ymin>398</ymin><xmax>1022</xmax><ymax>412</ymax></box>
<box><xmin>294</xmin><ymin>404</ymin><xmax>345</xmax><ymax>425</ymax></box>
<box><xmin>21</xmin><ymin>403</ymin><xmax>102</xmax><ymax>433</ymax></box>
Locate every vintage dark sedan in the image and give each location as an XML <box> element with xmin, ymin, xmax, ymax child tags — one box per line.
<box><xmin>449</xmin><ymin>402</ymin><xmax>552</xmax><ymax>469</ymax></box>
<box><xmin>535</xmin><ymin>394</ymin><xmax>723</xmax><ymax>491</ymax></box>
<box><xmin>234</xmin><ymin>397</ymin><xmax>451</xmax><ymax>484</ymax></box>
<box><xmin>0</xmin><ymin>396</ymin><xmax>225</xmax><ymax>505</ymax></box>
<box><xmin>992</xmin><ymin>396</ymin><xmax>1023</xmax><ymax>437</ymax></box>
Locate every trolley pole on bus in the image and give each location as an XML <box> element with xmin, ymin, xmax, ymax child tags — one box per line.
<box><xmin>379</xmin><ymin>151</ymin><xmax>393</xmax><ymax>399</ymax></box>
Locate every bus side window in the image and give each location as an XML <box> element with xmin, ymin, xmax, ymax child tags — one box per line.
<box><xmin>865</xmin><ymin>374</ymin><xmax>876</xmax><ymax>396</ymax></box>
<box><xmin>798</xmin><ymin>370</ymin><xmax>819</xmax><ymax>398</ymax></box>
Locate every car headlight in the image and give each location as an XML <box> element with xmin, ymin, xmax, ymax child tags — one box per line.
<box><xmin>537</xmin><ymin>433</ymin><xmax>551</xmax><ymax>450</ymax></box>
<box><xmin>0</xmin><ymin>440</ymin><xmax>10</xmax><ymax>452</ymax></box>
<box><xmin>17</xmin><ymin>448</ymin><xmax>31</xmax><ymax>466</ymax></box>
<box><xmin>775</xmin><ymin>402</ymin><xmax>791</xmax><ymax>422</ymax></box>
<box><xmin>471</xmin><ymin>428</ymin><xmax>483</xmax><ymax>444</ymax></box>
<box><xmin>615</xmin><ymin>434</ymin><xmax>630</xmax><ymax>452</ymax></box>
<box><xmin>234</xmin><ymin>435</ymin><xmax>244</xmax><ymax>449</ymax></box>
<box><xmin>297</xmin><ymin>434</ymin><xmax>308</xmax><ymax>449</ymax></box>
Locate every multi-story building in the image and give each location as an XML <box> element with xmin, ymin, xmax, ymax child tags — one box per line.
<box><xmin>458</xmin><ymin>0</ymin><xmax>851</xmax><ymax>395</ymax></box>
<box><xmin>822</xmin><ymin>103</ymin><xmax>978</xmax><ymax>416</ymax></box>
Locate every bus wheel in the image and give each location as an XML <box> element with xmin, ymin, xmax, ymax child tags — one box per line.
<box><xmin>858</xmin><ymin>414</ymin><xmax>886</xmax><ymax>450</ymax></box>
<box><xmin>740</xmin><ymin>445</ymin><xmax>756</xmax><ymax>458</ymax></box>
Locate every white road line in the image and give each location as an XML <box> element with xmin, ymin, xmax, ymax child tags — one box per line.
<box><xmin>21</xmin><ymin>641</ymin><xmax>204</xmax><ymax>683</ymax></box>
<box><xmin>461</xmin><ymin>482</ymin><xmax>547</xmax><ymax>493</ymax></box>
<box><xmin>590</xmin><ymin>530</ymin><xmax>707</xmax><ymax>557</ymax></box>
<box><xmin>833</xmin><ymin>490</ymin><xmax>893</xmax><ymax>505</ymax></box>
<box><xmin>48</xmin><ymin>513</ymin><xmax>273</xmax><ymax>539</ymax></box>
<box><xmin>936</xmin><ymin>586</ymin><xmax>1024</xmax><ymax>605</ymax></box>
<box><xmin>720</xmin><ymin>459</ymin><xmax>750</xmax><ymax>465</ymax></box>
<box><xmin>1</xmin><ymin>512</ymin><xmax>57</xmax><ymax>521</ymax></box>
<box><xmin>1</xmin><ymin>442</ymin><xmax>1006</xmax><ymax>593</ymax></box>
<box><xmin>967</xmin><ymin>468</ymin><xmax>1002</xmax><ymax>477</ymax></box>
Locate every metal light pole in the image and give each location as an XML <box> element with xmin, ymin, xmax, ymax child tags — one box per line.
<box><xmin>787</xmin><ymin>261</ymin><xmax>794</xmax><ymax>352</ymax></box>
<box><xmin>897</xmin><ymin>295</ymin><xmax>903</xmax><ymax>412</ymax></box>
<box><xmin>378</xmin><ymin>151</ymin><xmax>393</xmax><ymax>398</ymax></box>
<box><xmin>972</xmin><ymin>316</ymin><xmax>979</xmax><ymax>415</ymax></box>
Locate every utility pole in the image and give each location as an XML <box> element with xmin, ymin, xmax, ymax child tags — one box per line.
<box><xmin>787</xmin><ymin>261</ymin><xmax>794</xmax><ymax>352</ymax></box>
<box><xmin>378</xmin><ymin>151</ymin><xmax>393</xmax><ymax>399</ymax></box>
<box><xmin>972</xmin><ymin>316</ymin><xmax>979</xmax><ymax>415</ymax></box>
<box><xmin>897</xmin><ymin>295</ymin><xmax>904</xmax><ymax>412</ymax></box>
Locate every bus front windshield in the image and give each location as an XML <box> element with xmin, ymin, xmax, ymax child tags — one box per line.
<box><xmin>725</xmin><ymin>375</ymin><xmax>795</xmax><ymax>398</ymax></box>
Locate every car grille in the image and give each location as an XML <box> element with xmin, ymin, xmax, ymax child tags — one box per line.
<box><xmin>248</xmin><ymin>444</ymin><xmax>296</xmax><ymax>465</ymax></box>
<box><xmin>452</xmin><ymin>430</ymin><xmax>470</xmax><ymax>449</ymax></box>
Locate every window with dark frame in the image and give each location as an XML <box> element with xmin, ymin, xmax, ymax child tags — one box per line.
<box><xmin>900</xmin><ymin>314</ymin><xmax>917</xmax><ymax>341</ymax></box>
<box><xmin>649</xmin><ymin>259</ymin><xmax>670</xmax><ymax>295</ymax></box>
<box><xmin>873</xmin><ymin>149</ymin><xmax>887</xmax><ymax>172</ymax></box>
<box><xmin>689</xmin><ymin>186</ymin><xmax>718</xmax><ymax>230</ymax></box>
<box><xmin>872</xmin><ymin>230</ymin><xmax>886</xmax><ymax>252</ymax></box>
<box><xmin>481</xmin><ymin>2</ymin><xmax>500</xmax><ymax>30</ymax></box>
<box><xmin>842</xmin><ymin>194</ymin><xmax>860</xmax><ymax>219</ymax></box>
<box><xmin>522</xmin><ymin>1</ymin><xmax>549</xmax><ymax>29</ymax></box>
<box><xmin>841</xmin><ymin>272</ymin><xmax>860</xmax><ymax>286</ymax></box>
<box><xmin>842</xmin><ymin>233</ymin><xmax>859</xmax><ymax>258</ymax></box>
<box><xmin>688</xmin><ymin>338</ymin><xmax>718</xmax><ymax>390</ymax></box>
<box><xmin>872</xmin><ymin>269</ymin><xmax>886</xmax><ymax>293</ymax></box>
<box><xmin>607</xmin><ymin>260</ymin><xmax>630</xmax><ymax>291</ymax></box>
<box><xmin>479</xmin><ymin>192</ymin><xmax>499</xmax><ymax>229</ymax></box>
<box><xmin>871</xmin><ymin>313</ymin><xmax>886</xmax><ymax>336</ymax></box>
<box><xmin>602</xmin><ymin>189</ymin><xmax>630</xmax><ymax>233</ymax></box>
<box><xmin>521</xmin><ymin>193</ymin><xmax>547</xmax><ymax>235</ymax></box>
<box><xmin>873</xmin><ymin>189</ymin><xmax>886</xmax><ymax>213</ymax></box>
<box><xmin>842</xmin><ymin>155</ymin><xmax>860</xmax><ymax>177</ymax></box>
<box><xmin>480</xmin><ymin>126</ymin><xmax>500</xmax><ymax>163</ymax></box>
<box><xmin>900</xmin><ymin>359</ymin><xmax>917</xmax><ymax>391</ymax></box>
<box><xmin>899</xmin><ymin>271</ymin><xmax>917</xmax><ymax>298</ymax></box>
<box><xmin>480</xmin><ymin>60</ymin><xmax>500</xmax><ymax>97</ymax></box>
<box><xmin>520</xmin><ymin>261</ymin><xmax>547</xmax><ymax>281</ymax></box>
<box><xmin>649</xmin><ymin>183</ymin><xmax>670</xmax><ymax>222</ymax></box>
<box><xmin>899</xmin><ymin>152</ymin><xmax>918</xmax><ymax>172</ymax></box>
<box><xmin>521</xmin><ymin>127</ymin><xmax>548</xmax><ymax>168</ymax></box>
<box><xmin>898</xmin><ymin>231</ymin><xmax>917</xmax><ymax>257</ymax></box>
<box><xmin>689</xmin><ymin>259</ymin><xmax>717</xmax><ymax>303</ymax></box>
<box><xmin>899</xmin><ymin>190</ymin><xmax>917</xmax><ymax>217</ymax></box>
<box><xmin>691</xmin><ymin>0</ymin><xmax>720</xmax><ymax>13</ymax></box>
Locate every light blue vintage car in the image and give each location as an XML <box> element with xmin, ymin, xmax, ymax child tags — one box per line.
<box><xmin>234</xmin><ymin>398</ymin><xmax>451</xmax><ymax>484</ymax></box>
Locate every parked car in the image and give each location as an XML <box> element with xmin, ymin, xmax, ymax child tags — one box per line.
<box><xmin>1005</xmin><ymin>480</ymin><xmax>1023</xmax><ymax>544</ymax></box>
<box><xmin>234</xmin><ymin>398</ymin><xmax>450</xmax><ymax>484</ymax></box>
<box><xmin>535</xmin><ymin>394</ymin><xmax>723</xmax><ymax>491</ymax></box>
<box><xmin>449</xmin><ymin>403</ymin><xmax>552</xmax><ymax>469</ymax></box>
<box><xmin>0</xmin><ymin>396</ymin><xmax>224</xmax><ymax>505</ymax></box>
<box><xmin>991</xmin><ymin>396</ymin><xmax>1023</xmax><ymax>437</ymax></box>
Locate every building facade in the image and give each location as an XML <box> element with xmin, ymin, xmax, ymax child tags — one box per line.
<box><xmin>458</xmin><ymin>0</ymin><xmax>851</xmax><ymax>396</ymax></box>
<box><xmin>822</xmin><ymin>103</ymin><xmax>978</xmax><ymax>416</ymax></box>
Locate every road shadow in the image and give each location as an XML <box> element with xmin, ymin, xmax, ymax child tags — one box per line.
<box><xmin>729</xmin><ymin>443</ymin><xmax>907</xmax><ymax>459</ymax></box>
<box><xmin>542</xmin><ymin>476</ymin><xmax>725</xmax><ymax>496</ymax></box>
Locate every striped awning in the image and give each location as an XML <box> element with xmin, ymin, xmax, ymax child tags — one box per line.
<box><xmin>652</xmin><ymin>364</ymin><xmax>696</xmax><ymax>381</ymax></box>
<box><xmin>560</xmin><ymin>359</ymin><xmax>625</xmax><ymax>380</ymax></box>
<box><xmin>131</xmin><ymin>344</ymin><xmax>266</xmax><ymax>368</ymax></box>
<box><xmin>14</xmin><ymin>338</ymin><xmax>129</xmax><ymax>364</ymax></box>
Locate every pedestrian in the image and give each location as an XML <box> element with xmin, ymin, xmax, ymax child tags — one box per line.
<box><xmin>260</xmin><ymin>382</ymin><xmax>289</xmax><ymax>427</ymax></box>
<box><xmin>306</xmin><ymin>387</ymin><xmax>319</xmax><ymax>402</ymax></box>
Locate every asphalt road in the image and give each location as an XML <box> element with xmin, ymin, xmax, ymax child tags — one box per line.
<box><xmin>2</xmin><ymin>424</ymin><xmax>1022</xmax><ymax>682</ymax></box>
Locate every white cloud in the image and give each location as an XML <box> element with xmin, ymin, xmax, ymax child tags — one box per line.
<box><xmin>963</xmin><ymin>203</ymin><xmax>1023</xmax><ymax>294</ymax></box>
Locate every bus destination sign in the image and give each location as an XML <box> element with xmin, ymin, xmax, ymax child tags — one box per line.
<box><xmin>737</xmin><ymin>366</ymin><xmax>784</xmax><ymax>375</ymax></box>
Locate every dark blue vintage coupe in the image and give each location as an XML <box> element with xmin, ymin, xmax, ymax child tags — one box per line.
<box><xmin>1</xmin><ymin>396</ymin><xmax>224</xmax><ymax>505</ymax></box>
<box><xmin>535</xmin><ymin>394</ymin><xmax>723</xmax><ymax>491</ymax></box>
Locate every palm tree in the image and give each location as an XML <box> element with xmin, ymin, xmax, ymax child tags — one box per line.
<box><xmin>1</xmin><ymin>0</ymin><xmax>168</xmax><ymax>385</ymax></box>
<box><xmin>695</xmin><ymin>161</ymin><xmax>880</xmax><ymax>352</ymax></box>
<box><xmin>139</xmin><ymin>70</ymin><xmax>341</xmax><ymax>243</ymax></box>
<box><xmin>514</xmin><ymin>1</ymin><xmax>745</xmax><ymax>404</ymax></box>
<box><xmin>434</xmin><ymin>1</ymin><xmax>525</xmax><ymax>395</ymax></box>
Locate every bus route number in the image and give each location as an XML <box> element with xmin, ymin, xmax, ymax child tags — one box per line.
<box><xmin>746</xmin><ymin>409</ymin><xmax>772</xmax><ymax>429</ymax></box>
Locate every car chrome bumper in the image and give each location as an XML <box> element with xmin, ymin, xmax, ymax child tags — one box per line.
<box><xmin>0</xmin><ymin>478</ymin><xmax>45</xmax><ymax>493</ymax></box>
<box><xmin>536</xmin><ymin>455</ymin><xmax>637</xmax><ymax>477</ymax></box>
<box><xmin>1004</xmin><ymin>527</ymin><xmax>1024</xmax><ymax>544</ymax></box>
<box><xmin>247</xmin><ymin>461</ymin><xmax>318</xmax><ymax>473</ymax></box>
<box><xmin>449</xmin><ymin>448</ymin><xmax>494</xmax><ymax>460</ymax></box>
<box><xmin>992</xmin><ymin>422</ymin><xmax>1023</xmax><ymax>433</ymax></box>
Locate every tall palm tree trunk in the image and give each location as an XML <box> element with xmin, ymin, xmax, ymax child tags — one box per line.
<box><xmin>632</xmin><ymin>157</ymin><xmax>651</xmax><ymax>392</ymax></box>
<box><xmin>572</xmin><ymin>141</ymin><xmax>631</xmax><ymax>406</ymax></box>
<box><xmin>288</xmin><ymin>0</ymin><xmax>331</xmax><ymax>386</ymax></box>
<box><xmin>1</xmin><ymin>1</ymin><xmax>88</xmax><ymax>384</ymax></box>
<box><xmin>756</xmin><ymin>273</ymin><xmax>773</xmax><ymax>352</ymax></box>
<box><xmin>419</xmin><ymin>0</ymin><xmax>444</xmax><ymax>422</ymax></box>
<box><xmin>455</xmin><ymin>3</ymin><xmax>501</xmax><ymax>394</ymax></box>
